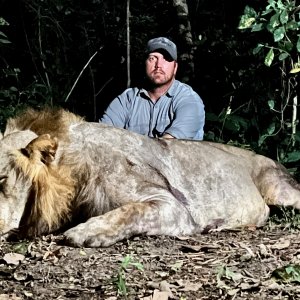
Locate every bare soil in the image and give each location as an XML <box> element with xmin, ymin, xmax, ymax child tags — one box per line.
<box><xmin>1</xmin><ymin>225</ymin><xmax>300</xmax><ymax>300</ymax></box>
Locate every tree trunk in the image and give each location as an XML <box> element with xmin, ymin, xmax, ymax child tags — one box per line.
<box><xmin>172</xmin><ymin>0</ymin><xmax>195</xmax><ymax>83</ymax></box>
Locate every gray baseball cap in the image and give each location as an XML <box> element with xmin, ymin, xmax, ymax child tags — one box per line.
<box><xmin>146</xmin><ymin>37</ymin><xmax>177</xmax><ymax>61</ymax></box>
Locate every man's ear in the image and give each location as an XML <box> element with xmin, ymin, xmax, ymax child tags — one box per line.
<box><xmin>174</xmin><ymin>61</ymin><xmax>178</xmax><ymax>76</ymax></box>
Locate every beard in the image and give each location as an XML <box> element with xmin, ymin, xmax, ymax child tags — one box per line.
<box><xmin>146</xmin><ymin>70</ymin><xmax>174</xmax><ymax>87</ymax></box>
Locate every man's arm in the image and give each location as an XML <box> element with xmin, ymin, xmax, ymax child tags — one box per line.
<box><xmin>100</xmin><ymin>91</ymin><xmax>130</xmax><ymax>128</ymax></box>
<box><xmin>164</xmin><ymin>94</ymin><xmax>205</xmax><ymax>140</ymax></box>
<box><xmin>162</xmin><ymin>133</ymin><xmax>175</xmax><ymax>139</ymax></box>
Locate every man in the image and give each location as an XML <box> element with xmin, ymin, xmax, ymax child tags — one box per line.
<box><xmin>100</xmin><ymin>37</ymin><xmax>205</xmax><ymax>140</ymax></box>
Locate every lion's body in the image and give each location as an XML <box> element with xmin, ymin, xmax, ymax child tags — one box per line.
<box><xmin>0</xmin><ymin>109</ymin><xmax>299</xmax><ymax>247</ymax></box>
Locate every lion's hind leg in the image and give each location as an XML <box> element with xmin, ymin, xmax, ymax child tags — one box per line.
<box><xmin>255</xmin><ymin>162</ymin><xmax>300</xmax><ymax>210</ymax></box>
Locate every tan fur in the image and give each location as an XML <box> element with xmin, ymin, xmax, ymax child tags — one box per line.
<box><xmin>4</xmin><ymin>107</ymin><xmax>84</xmax><ymax>140</ymax></box>
<box><xmin>0</xmin><ymin>108</ymin><xmax>300</xmax><ymax>247</ymax></box>
<box><xmin>13</xmin><ymin>134</ymin><xmax>75</xmax><ymax>235</ymax></box>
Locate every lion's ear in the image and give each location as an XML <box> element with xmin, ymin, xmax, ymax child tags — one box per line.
<box><xmin>21</xmin><ymin>134</ymin><xmax>58</xmax><ymax>164</ymax></box>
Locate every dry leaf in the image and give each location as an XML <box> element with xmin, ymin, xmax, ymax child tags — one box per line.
<box><xmin>0</xmin><ymin>294</ymin><xmax>22</xmax><ymax>300</ymax></box>
<box><xmin>271</xmin><ymin>238</ymin><xmax>290</xmax><ymax>250</ymax></box>
<box><xmin>227</xmin><ymin>288</ymin><xmax>239</xmax><ymax>296</ymax></box>
<box><xmin>3</xmin><ymin>253</ymin><xmax>25</xmax><ymax>265</ymax></box>
<box><xmin>13</xmin><ymin>271</ymin><xmax>28</xmax><ymax>281</ymax></box>
<box><xmin>180</xmin><ymin>281</ymin><xmax>202</xmax><ymax>292</ymax></box>
<box><xmin>258</xmin><ymin>243</ymin><xmax>270</xmax><ymax>256</ymax></box>
<box><xmin>152</xmin><ymin>290</ymin><xmax>170</xmax><ymax>300</ymax></box>
<box><xmin>23</xmin><ymin>291</ymin><xmax>33</xmax><ymax>297</ymax></box>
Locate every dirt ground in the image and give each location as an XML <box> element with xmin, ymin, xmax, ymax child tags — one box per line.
<box><xmin>1</xmin><ymin>223</ymin><xmax>300</xmax><ymax>300</ymax></box>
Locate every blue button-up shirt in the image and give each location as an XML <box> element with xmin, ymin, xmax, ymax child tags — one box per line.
<box><xmin>100</xmin><ymin>80</ymin><xmax>205</xmax><ymax>140</ymax></box>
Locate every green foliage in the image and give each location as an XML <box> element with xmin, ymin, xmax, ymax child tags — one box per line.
<box><xmin>205</xmin><ymin>109</ymin><xmax>253</xmax><ymax>147</ymax></box>
<box><xmin>238</xmin><ymin>0</ymin><xmax>300</xmax><ymax>70</ymax></box>
<box><xmin>216</xmin><ymin>265</ymin><xmax>243</xmax><ymax>289</ymax></box>
<box><xmin>115</xmin><ymin>254</ymin><xmax>144</xmax><ymax>298</ymax></box>
<box><xmin>237</xmin><ymin>1</ymin><xmax>300</xmax><ymax>171</ymax></box>
<box><xmin>272</xmin><ymin>264</ymin><xmax>300</xmax><ymax>283</ymax></box>
<box><xmin>0</xmin><ymin>17</ymin><xmax>11</xmax><ymax>44</ymax></box>
<box><xmin>12</xmin><ymin>241</ymin><xmax>30</xmax><ymax>256</ymax></box>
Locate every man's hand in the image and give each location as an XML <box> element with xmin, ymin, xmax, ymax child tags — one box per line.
<box><xmin>162</xmin><ymin>133</ymin><xmax>175</xmax><ymax>139</ymax></box>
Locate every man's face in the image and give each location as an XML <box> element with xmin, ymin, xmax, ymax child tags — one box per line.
<box><xmin>145</xmin><ymin>52</ymin><xmax>178</xmax><ymax>86</ymax></box>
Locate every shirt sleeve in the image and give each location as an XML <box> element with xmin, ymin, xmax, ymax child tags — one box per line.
<box><xmin>100</xmin><ymin>90</ymin><xmax>130</xmax><ymax>128</ymax></box>
<box><xmin>164</xmin><ymin>91</ymin><xmax>205</xmax><ymax>140</ymax></box>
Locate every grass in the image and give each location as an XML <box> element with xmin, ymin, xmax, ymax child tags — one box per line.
<box><xmin>116</xmin><ymin>254</ymin><xmax>144</xmax><ymax>298</ymax></box>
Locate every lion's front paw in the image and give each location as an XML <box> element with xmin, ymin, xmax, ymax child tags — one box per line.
<box><xmin>64</xmin><ymin>230</ymin><xmax>119</xmax><ymax>248</ymax></box>
<box><xmin>64</xmin><ymin>224</ymin><xmax>88</xmax><ymax>247</ymax></box>
<box><xmin>63</xmin><ymin>217</ymin><xmax>124</xmax><ymax>248</ymax></box>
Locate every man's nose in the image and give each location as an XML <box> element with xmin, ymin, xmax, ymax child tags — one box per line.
<box><xmin>155</xmin><ymin>58</ymin><xmax>164</xmax><ymax>68</ymax></box>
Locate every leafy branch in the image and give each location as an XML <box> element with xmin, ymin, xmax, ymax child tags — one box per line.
<box><xmin>238</xmin><ymin>0</ymin><xmax>300</xmax><ymax>71</ymax></box>
<box><xmin>238</xmin><ymin>0</ymin><xmax>300</xmax><ymax>164</ymax></box>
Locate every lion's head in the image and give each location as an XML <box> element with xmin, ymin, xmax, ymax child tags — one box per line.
<box><xmin>0</xmin><ymin>132</ymin><xmax>75</xmax><ymax>239</ymax></box>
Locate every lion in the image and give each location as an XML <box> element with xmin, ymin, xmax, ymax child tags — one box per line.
<box><xmin>0</xmin><ymin>108</ymin><xmax>299</xmax><ymax>247</ymax></box>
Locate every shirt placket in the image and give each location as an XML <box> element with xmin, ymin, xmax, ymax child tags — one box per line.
<box><xmin>148</xmin><ymin>100</ymin><xmax>160</xmax><ymax>137</ymax></box>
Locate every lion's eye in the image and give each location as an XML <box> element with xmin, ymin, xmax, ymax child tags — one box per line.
<box><xmin>0</xmin><ymin>175</ymin><xmax>7</xmax><ymax>182</ymax></box>
<box><xmin>0</xmin><ymin>175</ymin><xmax>8</xmax><ymax>191</ymax></box>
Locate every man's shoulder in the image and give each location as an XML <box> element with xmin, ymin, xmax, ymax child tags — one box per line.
<box><xmin>171</xmin><ymin>80</ymin><xmax>201</xmax><ymax>101</ymax></box>
<box><xmin>120</xmin><ymin>87</ymin><xmax>140</xmax><ymax>97</ymax></box>
<box><xmin>117</xmin><ymin>87</ymin><xmax>144</xmax><ymax>103</ymax></box>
